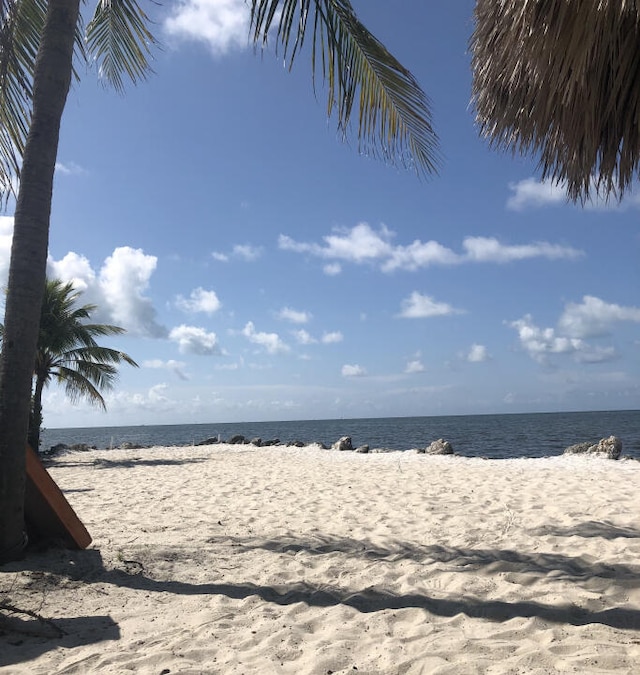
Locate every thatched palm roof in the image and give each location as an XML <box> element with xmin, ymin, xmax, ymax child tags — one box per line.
<box><xmin>471</xmin><ymin>0</ymin><xmax>640</xmax><ymax>202</ymax></box>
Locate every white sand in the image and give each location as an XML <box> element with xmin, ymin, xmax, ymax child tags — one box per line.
<box><xmin>1</xmin><ymin>444</ymin><xmax>640</xmax><ymax>674</ymax></box>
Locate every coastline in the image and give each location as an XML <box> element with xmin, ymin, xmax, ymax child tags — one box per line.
<box><xmin>2</xmin><ymin>444</ymin><xmax>640</xmax><ymax>673</ymax></box>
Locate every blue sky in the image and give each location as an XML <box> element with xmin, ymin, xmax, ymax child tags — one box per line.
<box><xmin>1</xmin><ymin>1</ymin><xmax>639</xmax><ymax>428</ymax></box>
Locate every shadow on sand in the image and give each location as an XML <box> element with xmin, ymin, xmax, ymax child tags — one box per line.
<box><xmin>6</xmin><ymin>529</ymin><xmax>640</xmax><ymax>644</ymax></box>
<box><xmin>0</xmin><ymin>610</ymin><xmax>119</xmax><ymax>668</ymax></box>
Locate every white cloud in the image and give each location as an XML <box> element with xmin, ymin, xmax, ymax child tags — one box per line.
<box><xmin>278</xmin><ymin>307</ymin><xmax>312</xmax><ymax>324</ymax></box>
<box><xmin>212</xmin><ymin>244</ymin><xmax>262</xmax><ymax>262</ymax></box>
<box><xmin>405</xmin><ymin>359</ymin><xmax>425</xmax><ymax>374</ymax></box>
<box><xmin>242</xmin><ymin>321</ymin><xmax>289</xmax><ymax>354</ymax></box>
<box><xmin>280</xmin><ymin>223</ymin><xmax>582</xmax><ymax>272</ymax></box>
<box><xmin>55</xmin><ymin>161</ymin><xmax>86</xmax><ymax>176</ymax></box>
<box><xmin>342</xmin><ymin>364</ymin><xmax>367</xmax><ymax>377</ymax></box>
<box><xmin>279</xmin><ymin>223</ymin><xmax>393</xmax><ymax>263</ymax></box>
<box><xmin>0</xmin><ymin>216</ymin><xmax>14</xmax><ymax>289</ymax></box>
<box><xmin>398</xmin><ymin>291</ymin><xmax>462</xmax><ymax>319</ymax></box>
<box><xmin>323</xmin><ymin>263</ymin><xmax>342</xmax><ymax>276</ymax></box>
<box><xmin>558</xmin><ymin>295</ymin><xmax>640</xmax><ymax>338</ymax></box>
<box><xmin>510</xmin><ymin>314</ymin><xmax>616</xmax><ymax>365</ymax></box>
<box><xmin>47</xmin><ymin>246</ymin><xmax>166</xmax><ymax>338</ymax></box>
<box><xmin>143</xmin><ymin>359</ymin><xmax>189</xmax><ymax>380</ymax></box>
<box><xmin>462</xmin><ymin>237</ymin><xmax>582</xmax><ymax>263</ymax></box>
<box><xmin>321</xmin><ymin>331</ymin><xmax>343</xmax><ymax>344</ymax></box>
<box><xmin>98</xmin><ymin>247</ymin><xmax>166</xmax><ymax>337</ymax></box>
<box><xmin>176</xmin><ymin>287</ymin><xmax>222</xmax><ymax>314</ymax></box>
<box><xmin>383</xmin><ymin>239</ymin><xmax>459</xmax><ymax>272</ymax></box>
<box><xmin>169</xmin><ymin>324</ymin><xmax>221</xmax><ymax>355</ymax></box>
<box><xmin>293</xmin><ymin>329</ymin><xmax>317</xmax><ymax>345</ymax></box>
<box><xmin>466</xmin><ymin>343</ymin><xmax>489</xmax><ymax>363</ymax></box>
<box><xmin>233</xmin><ymin>244</ymin><xmax>262</xmax><ymax>261</ymax></box>
<box><xmin>164</xmin><ymin>0</ymin><xmax>250</xmax><ymax>56</ymax></box>
<box><xmin>506</xmin><ymin>176</ymin><xmax>640</xmax><ymax>211</ymax></box>
<box><xmin>506</xmin><ymin>178</ymin><xmax>568</xmax><ymax>210</ymax></box>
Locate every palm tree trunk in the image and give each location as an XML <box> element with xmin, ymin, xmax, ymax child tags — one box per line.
<box><xmin>0</xmin><ymin>0</ymin><xmax>80</xmax><ymax>562</ymax></box>
<box><xmin>28</xmin><ymin>376</ymin><xmax>45</xmax><ymax>453</ymax></box>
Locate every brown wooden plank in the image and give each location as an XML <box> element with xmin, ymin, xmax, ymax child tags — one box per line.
<box><xmin>24</xmin><ymin>445</ymin><xmax>92</xmax><ymax>549</ymax></box>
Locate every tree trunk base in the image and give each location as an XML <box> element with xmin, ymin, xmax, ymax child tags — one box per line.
<box><xmin>0</xmin><ymin>531</ymin><xmax>28</xmax><ymax>564</ymax></box>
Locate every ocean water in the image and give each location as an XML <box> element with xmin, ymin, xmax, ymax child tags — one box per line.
<box><xmin>41</xmin><ymin>409</ymin><xmax>640</xmax><ymax>460</ymax></box>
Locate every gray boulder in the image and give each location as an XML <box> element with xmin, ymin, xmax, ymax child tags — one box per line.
<box><xmin>420</xmin><ymin>439</ymin><xmax>454</xmax><ymax>455</ymax></box>
<box><xmin>332</xmin><ymin>436</ymin><xmax>353</xmax><ymax>451</ymax></box>
<box><xmin>196</xmin><ymin>437</ymin><xmax>220</xmax><ymax>446</ymax></box>
<box><xmin>564</xmin><ymin>435</ymin><xmax>622</xmax><ymax>460</ymax></box>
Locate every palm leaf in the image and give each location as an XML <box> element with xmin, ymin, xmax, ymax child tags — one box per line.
<box><xmin>0</xmin><ymin>0</ymin><xmax>46</xmax><ymax>202</ymax></box>
<box><xmin>471</xmin><ymin>0</ymin><xmax>640</xmax><ymax>202</ymax></box>
<box><xmin>250</xmin><ymin>0</ymin><xmax>440</xmax><ymax>176</ymax></box>
<box><xmin>86</xmin><ymin>0</ymin><xmax>157</xmax><ymax>93</ymax></box>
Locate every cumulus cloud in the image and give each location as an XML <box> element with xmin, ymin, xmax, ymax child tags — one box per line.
<box><xmin>342</xmin><ymin>364</ymin><xmax>367</xmax><ymax>377</ymax></box>
<box><xmin>466</xmin><ymin>344</ymin><xmax>489</xmax><ymax>363</ymax></box>
<box><xmin>321</xmin><ymin>331</ymin><xmax>343</xmax><ymax>344</ymax></box>
<box><xmin>46</xmin><ymin>246</ymin><xmax>166</xmax><ymax>338</ymax></box>
<box><xmin>278</xmin><ymin>307</ymin><xmax>312</xmax><ymax>324</ymax></box>
<box><xmin>558</xmin><ymin>295</ymin><xmax>640</xmax><ymax>338</ymax></box>
<box><xmin>169</xmin><ymin>324</ymin><xmax>221</xmax><ymax>355</ymax></box>
<box><xmin>279</xmin><ymin>223</ymin><xmax>582</xmax><ymax>273</ymax></box>
<box><xmin>293</xmin><ymin>329</ymin><xmax>317</xmax><ymax>345</ymax></box>
<box><xmin>164</xmin><ymin>0</ymin><xmax>250</xmax><ymax>55</ymax></box>
<box><xmin>242</xmin><ymin>321</ymin><xmax>289</xmax><ymax>354</ymax></box>
<box><xmin>506</xmin><ymin>178</ymin><xmax>568</xmax><ymax>210</ymax></box>
<box><xmin>510</xmin><ymin>313</ymin><xmax>616</xmax><ymax>365</ymax></box>
<box><xmin>398</xmin><ymin>292</ymin><xmax>463</xmax><ymax>319</ymax></box>
<box><xmin>98</xmin><ymin>247</ymin><xmax>166</xmax><ymax>337</ymax></box>
<box><xmin>176</xmin><ymin>287</ymin><xmax>222</xmax><ymax>314</ymax></box>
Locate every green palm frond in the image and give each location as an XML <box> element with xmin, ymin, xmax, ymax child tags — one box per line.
<box><xmin>0</xmin><ymin>0</ymin><xmax>46</xmax><ymax>202</ymax></box>
<box><xmin>31</xmin><ymin>278</ymin><xmax>139</xmax><ymax>412</ymax></box>
<box><xmin>250</xmin><ymin>0</ymin><xmax>440</xmax><ymax>176</ymax></box>
<box><xmin>86</xmin><ymin>0</ymin><xmax>157</xmax><ymax>93</ymax></box>
<box><xmin>56</xmin><ymin>365</ymin><xmax>109</xmax><ymax>408</ymax></box>
<box><xmin>0</xmin><ymin>0</ymin><xmax>87</xmax><ymax>202</ymax></box>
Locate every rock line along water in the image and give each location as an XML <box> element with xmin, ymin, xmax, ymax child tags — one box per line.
<box><xmin>41</xmin><ymin>409</ymin><xmax>640</xmax><ymax>460</ymax></box>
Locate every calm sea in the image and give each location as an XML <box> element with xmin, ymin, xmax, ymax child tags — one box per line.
<box><xmin>41</xmin><ymin>409</ymin><xmax>640</xmax><ymax>460</ymax></box>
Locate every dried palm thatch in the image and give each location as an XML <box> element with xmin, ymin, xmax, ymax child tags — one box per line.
<box><xmin>471</xmin><ymin>0</ymin><xmax>640</xmax><ymax>202</ymax></box>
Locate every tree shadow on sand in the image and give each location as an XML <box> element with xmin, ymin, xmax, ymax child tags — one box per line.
<box><xmin>212</xmin><ymin>533</ymin><xmax>640</xmax><ymax>590</ymax></box>
<box><xmin>0</xmin><ymin>609</ymin><xmax>119</xmax><ymax>668</ymax></box>
<box><xmin>10</xmin><ymin>541</ymin><xmax>640</xmax><ymax>633</ymax></box>
<box><xmin>43</xmin><ymin>456</ymin><xmax>209</xmax><ymax>470</ymax></box>
<box><xmin>529</xmin><ymin>520</ymin><xmax>640</xmax><ymax>540</ymax></box>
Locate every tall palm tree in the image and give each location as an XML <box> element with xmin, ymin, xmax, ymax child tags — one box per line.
<box><xmin>0</xmin><ymin>1</ymin><xmax>438</xmax><ymax>560</ymax></box>
<box><xmin>25</xmin><ymin>278</ymin><xmax>138</xmax><ymax>452</ymax></box>
<box><xmin>471</xmin><ymin>0</ymin><xmax>640</xmax><ymax>202</ymax></box>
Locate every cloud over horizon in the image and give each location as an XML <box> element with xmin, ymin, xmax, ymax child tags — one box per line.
<box><xmin>279</xmin><ymin>223</ymin><xmax>582</xmax><ymax>274</ymax></box>
<box><xmin>508</xmin><ymin>296</ymin><xmax>637</xmax><ymax>365</ymax></box>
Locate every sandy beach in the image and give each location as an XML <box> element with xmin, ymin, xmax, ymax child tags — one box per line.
<box><xmin>1</xmin><ymin>444</ymin><xmax>640</xmax><ymax>674</ymax></box>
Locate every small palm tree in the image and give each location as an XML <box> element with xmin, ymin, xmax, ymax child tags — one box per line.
<box><xmin>2</xmin><ymin>279</ymin><xmax>139</xmax><ymax>450</ymax></box>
